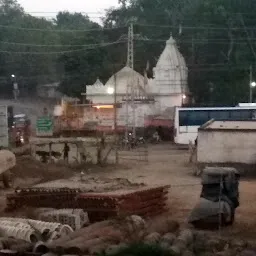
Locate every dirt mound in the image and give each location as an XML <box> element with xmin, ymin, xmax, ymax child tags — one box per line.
<box><xmin>12</xmin><ymin>156</ymin><xmax>75</xmax><ymax>184</ymax></box>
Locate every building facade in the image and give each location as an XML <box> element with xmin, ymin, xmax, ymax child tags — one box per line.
<box><xmin>83</xmin><ymin>35</ymin><xmax>189</xmax><ymax>129</ymax></box>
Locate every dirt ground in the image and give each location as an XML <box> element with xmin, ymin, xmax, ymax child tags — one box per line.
<box><xmin>1</xmin><ymin>143</ymin><xmax>256</xmax><ymax>240</ymax></box>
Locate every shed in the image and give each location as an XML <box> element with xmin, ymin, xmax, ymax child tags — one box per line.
<box><xmin>197</xmin><ymin>120</ymin><xmax>256</xmax><ymax>164</ymax></box>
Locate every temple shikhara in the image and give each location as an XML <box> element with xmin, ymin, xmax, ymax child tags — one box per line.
<box><xmin>82</xmin><ymin>35</ymin><xmax>189</xmax><ymax>130</ymax></box>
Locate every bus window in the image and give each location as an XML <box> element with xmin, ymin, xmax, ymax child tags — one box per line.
<box><xmin>187</xmin><ymin>111</ymin><xmax>209</xmax><ymax>126</ymax></box>
<box><xmin>179</xmin><ymin>110</ymin><xmax>188</xmax><ymax>126</ymax></box>
<box><xmin>252</xmin><ymin>110</ymin><xmax>256</xmax><ymax>120</ymax></box>
<box><xmin>230</xmin><ymin>109</ymin><xmax>251</xmax><ymax>120</ymax></box>
<box><xmin>209</xmin><ymin>110</ymin><xmax>229</xmax><ymax>120</ymax></box>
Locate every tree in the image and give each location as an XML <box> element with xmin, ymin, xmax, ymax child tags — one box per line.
<box><xmin>104</xmin><ymin>0</ymin><xmax>256</xmax><ymax>105</ymax></box>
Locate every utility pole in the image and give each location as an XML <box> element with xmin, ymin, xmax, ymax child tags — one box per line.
<box><xmin>249</xmin><ymin>65</ymin><xmax>253</xmax><ymax>103</ymax></box>
<box><xmin>114</xmin><ymin>72</ymin><xmax>118</xmax><ymax>164</ymax></box>
<box><xmin>126</xmin><ymin>23</ymin><xmax>136</xmax><ymax>139</ymax></box>
<box><xmin>118</xmin><ymin>23</ymin><xmax>147</xmax><ymax>140</ymax></box>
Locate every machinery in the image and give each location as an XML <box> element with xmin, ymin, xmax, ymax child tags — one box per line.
<box><xmin>0</xmin><ymin>149</ymin><xmax>16</xmax><ymax>188</ymax></box>
<box><xmin>188</xmin><ymin>167</ymin><xmax>240</xmax><ymax>229</ymax></box>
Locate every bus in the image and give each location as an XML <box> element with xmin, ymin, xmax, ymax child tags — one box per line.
<box><xmin>174</xmin><ymin>106</ymin><xmax>256</xmax><ymax>145</ymax></box>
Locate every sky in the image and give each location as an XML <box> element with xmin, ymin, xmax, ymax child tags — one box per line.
<box><xmin>17</xmin><ymin>0</ymin><xmax>120</xmax><ymax>23</ymax></box>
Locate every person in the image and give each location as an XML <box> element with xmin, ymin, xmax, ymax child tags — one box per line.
<box><xmin>152</xmin><ymin>130</ymin><xmax>160</xmax><ymax>143</ymax></box>
<box><xmin>63</xmin><ymin>143</ymin><xmax>70</xmax><ymax>162</ymax></box>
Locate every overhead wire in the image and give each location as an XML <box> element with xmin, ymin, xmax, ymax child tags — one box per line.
<box><xmin>135</xmin><ymin>23</ymin><xmax>256</xmax><ymax>31</ymax></box>
<box><xmin>0</xmin><ymin>23</ymin><xmax>127</xmax><ymax>32</ymax></box>
<box><xmin>0</xmin><ymin>40</ymin><xmax>125</xmax><ymax>55</ymax></box>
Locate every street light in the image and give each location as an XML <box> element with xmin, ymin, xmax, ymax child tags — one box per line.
<box><xmin>251</xmin><ymin>81</ymin><xmax>256</xmax><ymax>87</ymax></box>
<box><xmin>11</xmin><ymin>74</ymin><xmax>15</xmax><ymax>78</ymax></box>
<box><xmin>182</xmin><ymin>94</ymin><xmax>186</xmax><ymax>99</ymax></box>
<box><xmin>107</xmin><ymin>87</ymin><xmax>114</xmax><ymax>94</ymax></box>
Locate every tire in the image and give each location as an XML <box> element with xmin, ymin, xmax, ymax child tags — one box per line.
<box><xmin>2</xmin><ymin>171</ymin><xmax>13</xmax><ymax>189</ymax></box>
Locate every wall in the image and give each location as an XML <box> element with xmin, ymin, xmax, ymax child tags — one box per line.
<box><xmin>198</xmin><ymin>130</ymin><xmax>256</xmax><ymax>164</ymax></box>
<box><xmin>154</xmin><ymin>95</ymin><xmax>183</xmax><ymax>111</ymax></box>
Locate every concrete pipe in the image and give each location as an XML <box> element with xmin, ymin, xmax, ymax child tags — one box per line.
<box><xmin>0</xmin><ymin>221</ymin><xmax>32</xmax><ymax>230</ymax></box>
<box><xmin>59</xmin><ymin>225</ymin><xmax>73</xmax><ymax>237</ymax></box>
<box><xmin>33</xmin><ymin>242</ymin><xmax>49</xmax><ymax>254</ymax></box>
<box><xmin>0</xmin><ymin>218</ymin><xmax>62</xmax><ymax>234</ymax></box>
<box><xmin>0</xmin><ymin>226</ymin><xmax>39</xmax><ymax>243</ymax></box>
<box><xmin>0</xmin><ymin>249</ymin><xmax>18</xmax><ymax>256</ymax></box>
<box><xmin>41</xmin><ymin>253</ymin><xmax>58</xmax><ymax>256</ymax></box>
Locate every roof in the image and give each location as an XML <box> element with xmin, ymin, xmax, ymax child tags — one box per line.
<box><xmin>155</xmin><ymin>35</ymin><xmax>187</xmax><ymax>69</ymax></box>
<box><xmin>39</xmin><ymin>82</ymin><xmax>60</xmax><ymax>88</ymax></box>
<box><xmin>86</xmin><ymin>66</ymin><xmax>146</xmax><ymax>95</ymax></box>
<box><xmin>200</xmin><ymin>120</ymin><xmax>256</xmax><ymax>131</ymax></box>
<box><xmin>105</xmin><ymin>66</ymin><xmax>145</xmax><ymax>94</ymax></box>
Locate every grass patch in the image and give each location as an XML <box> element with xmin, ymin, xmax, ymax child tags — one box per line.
<box><xmin>101</xmin><ymin>243</ymin><xmax>174</xmax><ymax>256</ymax></box>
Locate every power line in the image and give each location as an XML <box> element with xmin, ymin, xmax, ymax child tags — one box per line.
<box><xmin>0</xmin><ymin>40</ymin><xmax>126</xmax><ymax>48</ymax></box>
<box><xmin>136</xmin><ymin>23</ymin><xmax>256</xmax><ymax>31</ymax></box>
<box><xmin>27</xmin><ymin>11</ymin><xmax>105</xmax><ymax>14</ymax></box>
<box><xmin>135</xmin><ymin>38</ymin><xmax>250</xmax><ymax>45</ymax></box>
<box><xmin>0</xmin><ymin>41</ymin><xmax>125</xmax><ymax>55</ymax></box>
<box><xmin>0</xmin><ymin>37</ymin><xmax>253</xmax><ymax>48</ymax></box>
<box><xmin>0</xmin><ymin>24</ymin><xmax>127</xmax><ymax>32</ymax></box>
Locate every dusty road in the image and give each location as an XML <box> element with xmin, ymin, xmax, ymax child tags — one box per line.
<box><xmin>1</xmin><ymin>143</ymin><xmax>256</xmax><ymax>239</ymax></box>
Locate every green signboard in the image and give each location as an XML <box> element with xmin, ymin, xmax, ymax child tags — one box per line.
<box><xmin>36</xmin><ymin>117</ymin><xmax>53</xmax><ymax>137</ymax></box>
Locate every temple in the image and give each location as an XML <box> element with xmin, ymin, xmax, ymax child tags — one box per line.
<box><xmin>83</xmin><ymin>35</ymin><xmax>189</xmax><ymax>129</ymax></box>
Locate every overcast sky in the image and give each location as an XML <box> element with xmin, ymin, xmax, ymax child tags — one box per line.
<box><xmin>18</xmin><ymin>0</ymin><xmax>120</xmax><ymax>23</ymax></box>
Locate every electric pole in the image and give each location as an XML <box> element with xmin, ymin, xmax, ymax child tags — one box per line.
<box><xmin>118</xmin><ymin>23</ymin><xmax>147</xmax><ymax>140</ymax></box>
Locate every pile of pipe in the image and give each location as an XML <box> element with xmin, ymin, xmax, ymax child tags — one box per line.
<box><xmin>35</xmin><ymin>208</ymin><xmax>89</xmax><ymax>230</ymax></box>
<box><xmin>0</xmin><ymin>217</ymin><xmax>73</xmax><ymax>243</ymax></box>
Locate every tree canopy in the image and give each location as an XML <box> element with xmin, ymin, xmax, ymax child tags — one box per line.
<box><xmin>0</xmin><ymin>0</ymin><xmax>255</xmax><ymax>104</ymax></box>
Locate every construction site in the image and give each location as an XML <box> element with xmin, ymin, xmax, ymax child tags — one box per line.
<box><xmin>0</xmin><ymin>23</ymin><xmax>256</xmax><ymax>256</ymax></box>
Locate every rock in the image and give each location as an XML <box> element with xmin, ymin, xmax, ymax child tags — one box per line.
<box><xmin>182</xmin><ymin>250</ymin><xmax>195</xmax><ymax>256</ymax></box>
<box><xmin>147</xmin><ymin>218</ymin><xmax>179</xmax><ymax>235</ymax></box>
<box><xmin>159</xmin><ymin>242</ymin><xmax>170</xmax><ymax>250</ymax></box>
<box><xmin>240</xmin><ymin>250</ymin><xmax>256</xmax><ymax>256</ymax></box>
<box><xmin>169</xmin><ymin>245</ymin><xmax>181</xmax><ymax>256</ymax></box>
<box><xmin>205</xmin><ymin>238</ymin><xmax>229</xmax><ymax>252</ymax></box>
<box><xmin>230</xmin><ymin>239</ymin><xmax>247</xmax><ymax>250</ymax></box>
<box><xmin>105</xmin><ymin>243</ymin><xmax>127</xmax><ymax>255</ymax></box>
<box><xmin>161</xmin><ymin>233</ymin><xmax>176</xmax><ymax>245</ymax></box>
<box><xmin>144</xmin><ymin>232</ymin><xmax>161</xmax><ymax>244</ymax></box>
<box><xmin>198</xmin><ymin>253</ymin><xmax>215</xmax><ymax>256</ymax></box>
<box><xmin>215</xmin><ymin>250</ymin><xmax>234</xmax><ymax>256</ymax></box>
<box><xmin>89</xmin><ymin>244</ymin><xmax>108</xmax><ymax>255</ymax></box>
<box><xmin>178</xmin><ymin>229</ymin><xmax>194</xmax><ymax>246</ymax></box>
<box><xmin>126</xmin><ymin>215</ymin><xmax>146</xmax><ymax>230</ymax></box>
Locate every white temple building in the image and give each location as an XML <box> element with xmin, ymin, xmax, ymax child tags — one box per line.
<box><xmin>83</xmin><ymin>35</ymin><xmax>189</xmax><ymax>128</ymax></box>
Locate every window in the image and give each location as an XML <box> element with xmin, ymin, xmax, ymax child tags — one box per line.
<box><xmin>209</xmin><ymin>110</ymin><xmax>230</xmax><ymax>120</ymax></box>
<box><xmin>230</xmin><ymin>110</ymin><xmax>251</xmax><ymax>120</ymax></box>
<box><xmin>179</xmin><ymin>110</ymin><xmax>209</xmax><ymax>126</ymax></box>
<box><xmin>187</xmin><ymin>111</ymin><xmax>209</xmax><ymax>126</ymax></box>
<box><xmin>179</xmin><ymin>110</ymin><xmax>188</xmax><ymax>126</ymax></box>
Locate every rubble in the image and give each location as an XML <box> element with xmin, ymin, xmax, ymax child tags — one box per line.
<box><xmin>0</xmin><ymin>215</ymin><xmax>253</xmax><ymax>256</ymax></box>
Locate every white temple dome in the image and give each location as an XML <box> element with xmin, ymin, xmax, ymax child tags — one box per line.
<box><xmin>156</xmin><ymin>35</ymin><xmax>187</xmax><ymax>69</ymax></box>
<box><xmin>105</xmin><ymin>66</ymin><xmax>145</xmax><ymax>94</ymax></box>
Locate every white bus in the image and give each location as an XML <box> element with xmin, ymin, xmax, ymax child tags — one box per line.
<box><xmin>174</xmin><ymin>106</ymin><xmax>256</xmax><ymax>145</ymax></box>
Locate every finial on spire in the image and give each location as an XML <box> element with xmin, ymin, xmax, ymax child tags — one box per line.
<box><xmin>166</xmin><ymin>34</ymin><xmax>175</xmax><ymax>45</ymax></box>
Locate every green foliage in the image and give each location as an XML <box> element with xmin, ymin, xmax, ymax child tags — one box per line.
<box><xmin>0</xmin><ymin>0</ymin><xmax>256</xmax><ymax>104</ymax></box>
<box><xmin>101</xmin><ymin>243</ymin><xmax>173</xmax><ymax>256</ymax></box>
<box><xmin>104</xmin><ymin>0</ymin><xmax>256</xmax><ymax>104</ymax></box>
